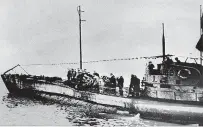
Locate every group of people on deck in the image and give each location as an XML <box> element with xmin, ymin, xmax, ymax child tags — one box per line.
<box><xmin>104</xmin><ymin>73</ymin><xmax>124</xmax><ymax>96</ymax></box>
<box><xmin>66</xmin><ymin>68</ymin><xmax>141</xmax><ymax>97</ymax></box>
<box><xmin>66</xmin><ymin>68</ymin><xmax>100</xmax><ymax>90</ymax></box>
<box><xmin>148</xmin><ymin>57</ymin><xmax>182</xmax><ymax>75</ymax></box>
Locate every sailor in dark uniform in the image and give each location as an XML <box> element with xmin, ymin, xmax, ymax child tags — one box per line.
<box><xmin>129</xmin><ymin>74</ymin><xmax>140</xmax><ymax>97</ymax></box>
<box><xmin>109</xmin><ymin>73</ymin><xmax>116</xmax><ymax>87</ymax></box>
<box><xmin>175</xmin><ymin>57</ymin><xmax>181</xmax><ymax>64</ymax></box>
<box><xmin>129</xmin><ymin>75</ymin><xmax>135</xmax><ymax>96</ymax></box>
<box><xmin>134</xmin><ymin>75</ymin><xmax>140</xmax><ymax>97</ymax></box>
<box><xmin>165</xmin><ymin>57</ymin><xmax>173</xmax><ymax>66</ymax></box>
<box><xmin>148</xmin><ymin>61</ymin><xmax>155</xmax><ymax>75</ymax></box>
<box><xmin>117</xmin><ymin>76</ymin><xmax>124</xmax><ymax>96</ymax></box>
<box><xmin>72</xmin><ymin>69</ymin><xmax>76</xmax><ymax>79</ymax></box>
<box><xmin>67</xmin><ymin>69</ymin><xmax>72</xmax><ymax>81</ymax></box>
<box><xmin>109</xmin><ymin>73</ymin><xmax>116</xmax><ymax>93</ymax></box>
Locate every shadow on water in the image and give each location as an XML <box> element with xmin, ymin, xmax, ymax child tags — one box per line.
<box><xmin>2</xmin><ymin>93</ymin><xmax>54</xmax><ymax>108</ymax></box>
<box><xmin>1</xmin><ymin>93</ymin><xmax>193</xmax><ymax>126</ymax></box>
<box><xmin>1</xmin><ymin>93</ymin><xmax>148</xmax><ymax>126</ymax></box>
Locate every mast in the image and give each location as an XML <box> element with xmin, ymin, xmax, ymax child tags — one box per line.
<box><xmin>200</xmin><ymin>5</ymin><xmax>203</xmax><ymax>65</ymax></box>
<box><xmin>77</xmin><ymin>6</ymin><xmax>86</xmax><ymax>69</ymax></box>
<box><xmin>162</xmin><ymin>23</ymin><xmax>166</xmax><ymax>61</ymax></box>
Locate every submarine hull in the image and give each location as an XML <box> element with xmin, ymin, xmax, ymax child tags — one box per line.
<box><xmin>1</xmin><ymin>73</ymin><xmax>203</xmax><ymax>125</ymax></box>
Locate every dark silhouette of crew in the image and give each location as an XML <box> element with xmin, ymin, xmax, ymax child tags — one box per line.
<box><xmin>117</xmin><ymin>76</ymin><xmax>124</xmax><ymax>96</ymax></box>
<box><xmin>67</xmin><ymin>69</ymin><xmax>72</xmax><ymax>81</ymax></box>
<box><xmin>134</xmin><ymin>75</ymin><xmax>140</xmax><ymax>96</ymax></box>
<box><xmin>72</xmin><ymin>69</ymin><xmax>77</xmax><ymax>79</ymax></box>
<box><xmin>109</xmin><ymin>73</ymin><xmax>116</xmax><ymax>93</ymax></box>
<box><xmin>148</xmin><ymin>61</ymin><xmax>155</xmax><ymax>75</ymax></box>
<box><xmin>175</xmin><ymin>57</ymin><xmax>181</xmax><ymax>64</ymax></box>
<box><xmin>129</xmin><ymin>75</ymin><xmax>135</xmax><ymax>96</ymax></box>
<box><xmin>129</xmin><ymin>74</ymin><xmax>140</xmax><ymax>97</ymax></box>
<box><xmin>165</xmin><ymin>57</ymin><xmax>173</xmax><ymax>67</ymax></box>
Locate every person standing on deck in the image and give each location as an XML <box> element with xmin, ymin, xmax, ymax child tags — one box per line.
<box><xmin>109</xmin><ymin>73</ymin><xmax>116</xmax><ymax>93</ymax></box>
<box><xmin>129</xmin><ymin>74</ymin><xmax>135</xmax><ymax>96</ymax></box>
<box><xmin>134</xmin><ymin>75</ymin><xmax>140</xmax><ymax>97</ymax></box>
<box><xmin>117</xmin><ymin>76</ymin><xmax>124</xmax><ymax>96</ymax></box>
<box><xmin>129</xmin><ymin>74</ymin><xmax>140</xmax><ymax>97</ymax></box>
<box><xmin>148</xmin><ymin>61</ymin><xmax>154</xmax><ymax>75</ymax></box>
<box><xmin>67</xmin><ymin>69</ymin><xmax>72</xmax><ymax>81</ymax></box>
<box><xmin>71</xmin><ymin>69</ymin><xmax>76</xmax><ymax>79</ymax></box>
<box><xmin>165</xmin><ymin>57</ymin><xmax>173</xmax><ymax>67</ymax></box>
<box><xmin>92</xmin><ymin>74</ymin><xmax>100</xmax><ymax>92</ymax></box>
<box><xmin>161</xmin><ymin>57</ymin><xmax>174</xmax><ymax>74</ymax></box>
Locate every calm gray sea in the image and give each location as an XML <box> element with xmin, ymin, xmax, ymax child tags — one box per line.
<box><xmin>0</xmin><ymin>79</ymin><xmax>185</xmax><ymax>126</ymax></box>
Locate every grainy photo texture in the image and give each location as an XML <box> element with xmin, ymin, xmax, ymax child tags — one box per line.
<box><xmin>0</xmin><ymin>0</ymin><xmax>203</xmax><ymax>126</ymax></box>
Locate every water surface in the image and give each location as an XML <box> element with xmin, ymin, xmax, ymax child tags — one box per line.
<box><xmin>0</xmin><ymin>79</ymin><xmax>186</xmax><ymax>126</ymax></box>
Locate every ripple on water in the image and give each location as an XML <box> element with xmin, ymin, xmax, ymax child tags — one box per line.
<box><xmin>0</xmin><ymin>93</ymin><xmax>182</xmax><ymax>126</ymax></box>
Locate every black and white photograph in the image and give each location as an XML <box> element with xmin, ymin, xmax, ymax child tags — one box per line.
<box><xmin>0</xmin><ymin>0</ymin><xmax>203</xmax><ymax>126</ymax></box>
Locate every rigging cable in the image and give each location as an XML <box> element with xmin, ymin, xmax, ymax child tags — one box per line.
<box><xmin>19</xmin><ymin>65</ymin><xmax>30</xmax><ymax>75</ymax></box>
<box><xmin>21</xmin><ymin>54</ymin><xmax>174</xmax><ymax>67</ymax></box>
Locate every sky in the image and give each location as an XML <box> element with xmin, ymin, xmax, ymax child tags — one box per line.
<box><xmin>0</xmin><ymin>0</ymin><xmax>203</xmax><ymax>85</ymax></box>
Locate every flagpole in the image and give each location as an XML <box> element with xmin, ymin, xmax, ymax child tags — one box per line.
<box><xmin>200</xmin><ymin>5</ymin><xmax>202</xmax><ymax>65</ymax></box>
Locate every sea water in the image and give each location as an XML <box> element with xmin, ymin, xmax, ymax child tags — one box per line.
<box><xmin>0</xmin><ymin>79</ymin><xmax>188</xmax><ymax>126</ymax></box>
